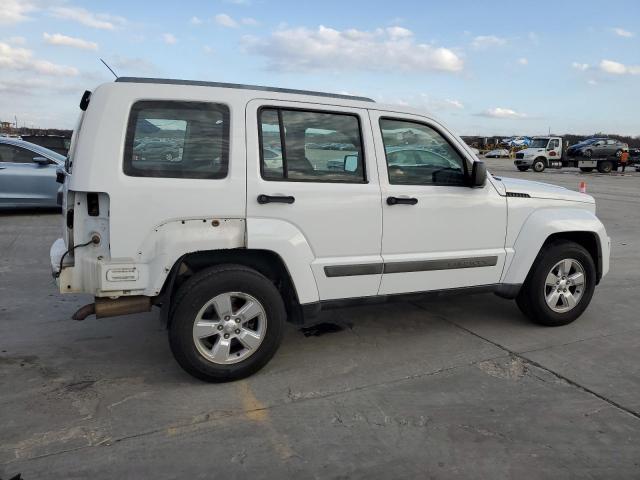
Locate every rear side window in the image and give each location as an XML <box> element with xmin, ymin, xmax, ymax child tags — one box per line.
<box><xmin>259</xmin><ymin>108</ymin><xmax>366</xmax><ymax>183</ymax></box>
<box><xmin>124</xmin><ymin>101</ymin><xmax>229</xmax><ymax>179</ymax></box>
<box><xmin>0</xmin><ymin>144</ymin><xmax>35</xmax><ymax>164</ymax></box>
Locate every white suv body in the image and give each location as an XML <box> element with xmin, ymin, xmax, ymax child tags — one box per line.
<box><xmin>50</xmin><ymin>78</ymin><xmax>610</xmax><ymax>381</ymax></box>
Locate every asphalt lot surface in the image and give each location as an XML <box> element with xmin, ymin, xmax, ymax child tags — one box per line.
<box><xmin>1</xmin><ymin>159</ymin><xmax>639</xmax><ymax>479</ymax></box>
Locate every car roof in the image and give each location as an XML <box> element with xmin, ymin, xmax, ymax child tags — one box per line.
<box><xmin>0</xmin><ymin>137</ymin><xmax>66</xmax><ymax>163</ymax></box>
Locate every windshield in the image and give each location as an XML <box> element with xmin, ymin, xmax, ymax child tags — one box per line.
<box><xmin>529</xmin><ymin>139</ymin><xmax>549</xmax><ymax>148</ymax></box>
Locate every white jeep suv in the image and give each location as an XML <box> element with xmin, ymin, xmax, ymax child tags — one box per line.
<box><xmin>51</xmin><ymin>78</ymin><xmax>610</xmax><ymax>382</ymax></box>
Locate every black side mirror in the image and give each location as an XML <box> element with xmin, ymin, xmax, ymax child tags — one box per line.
<box><xmin>469</xmin><ymin>161</ymin><xmax>486</xmax><ymax>187</ymax></box>
<box><xmin>32</xmin><ymin>156</ymin><xmax>50</xmax><ymax>166</ymax></box>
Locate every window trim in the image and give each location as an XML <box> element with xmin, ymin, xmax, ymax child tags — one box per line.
<box><xmin>379</xmin><ymin>116</ymin><xmax>470</xmax><ymax>187</ymax></box>
<box><xmin>123</xmin><ymin>100</ymin><xmax>230</xmax><ymax>180</ymax></box>
<box><xmin>257</xmin><ymin>105</ymin><xmax>368</xmax><ymax>184</ymax></box>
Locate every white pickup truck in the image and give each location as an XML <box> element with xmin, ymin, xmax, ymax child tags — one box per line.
<box><xmin>51</xmin><ymin>78</ymin><xmax>610</xmax><ymax>382</ymax></box>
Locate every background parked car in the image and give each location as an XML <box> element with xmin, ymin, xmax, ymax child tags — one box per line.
<box><xmin>20</xmin><ymin>135</ymin><xmax>71</xmax><ymax>156</ymax></box>
<box><xmin>485</xmin><ymin>148</ymin><xmax>510</xmax><ymax>158</ymax></box>
<box><xmin>0</xmin><ymin>138</ymin><xmax>65</xmax><ymax>209</ymax></box>
<box><xmin>568</xmin><ymin>138</ymin><xmax>628</xmax><ymax>158</ymax></box>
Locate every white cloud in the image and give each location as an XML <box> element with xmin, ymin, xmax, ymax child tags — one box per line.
<box><xmin>241</xmin><ymin>17</ymin><xmax>259</xmax><ymax>26</ymax></box>
<box><xmin>110</xmin><ymin>55</ymin><xmax>157</xmax><ymax>75</ymax></box>
<box><xmin>0</xmin><ymin>77</ymin><xmax>80</xmax><ymax>95</ymax></box>
<box><xmin>190</xmin><ymin>16</ymin><xmax>203</xmax><ymax>25</ymax></box>
<box><xmin>444</xmin><ymin>99</ymin><xmax>464</xmax><ymax>109</ymax></box>
<box><xmin>43</xmin><ymin>32</ymin><xmax>98</xmax><ymax>51</ymax></box>
<box><xmin>225</xmin><ymin>0</ymin><xmax>251</xmax><ymax>4</ymax></box>
<box><xmin>163</xmin><ymin>33</ymin><xmax>177</xmax><ymax>45</ymax></box>
<box><xmin>612</xmin><ymin>27</ymin><xmax>634</xmax><ymax>38</ymax></box>
<box><xmin>49</xmin><ymin>6</ymin><xmax>126</xmax><ymax>30</ymax></box>
<box><xmin>471</xmin><ymin>35</ymin><xmax>506</xmax><ymax>49</ymax></box>
<box><xmin>215</xmin><ymin>13</ymin><xmax>238</xmax><ymax>28</ymax></box>
<box><xmin>0</xmin><ymin>42</ymin><xmax>78</xmax><ymax>76</ymax></box>
<box><xmin>243</xmin><ymin>25</ymin><xmax>463</xmax><ymax>73</ymax></box>
<box><xmin>203</xmin><ymin>45</ymin><xmax>214</xmax><ymax>54</ymax></box>
<box><xmin>571</xmin><ymin>62</ymin><xmax>589</xmax><ymax>71</ymax></box>
<box><xmin>517</xmin><ymin>57</ymin><xmax>528</xmax><ymax>65</ymax></box>
<box><xmin>0</xmin><ymin>0</ymin><xmax>36</xmax><ymax>24</ymax></box>
<box><xmin>599</xmin><ymin>59</ymin><xmax>640</xmax><ymax>75</ymax></box>
<box><xmin>527</xmin><ymin>32</ymin><xmax>540</xmax><ymax>45</ymax></box>
<box><xmin>478</xmin><ymin>107</ymin><xmax>527</xmax><ymax>119</ymax></box>
<box><xmin>587</xmin><ymin>79</ymin><xmax>598</xmax><ymax>86</ymax></box>
<box><xmin>5</xmin><ymin>36</ymin><xmax>27</xmax><ymax>45</ymax></box>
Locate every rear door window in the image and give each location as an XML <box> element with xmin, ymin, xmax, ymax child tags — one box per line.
<box><xmin>124</xmin><ymin>101</ymin><xmax>230</xmax><ymax>179</ymax></box>
<box><xmin>258</xmin><ymin>108</ymin><xmax>366</xmax><ymax>183</ymax></box>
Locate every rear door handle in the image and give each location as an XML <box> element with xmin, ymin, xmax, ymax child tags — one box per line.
<box><xmin>387</xmin><ymin>196</ymin><xmax>418</xmax><ymax>206</ymax></box>
<box><xmin>257</xmin><ymin>194</ymin><xmax>295</xmax><ymax>205</ymax></box>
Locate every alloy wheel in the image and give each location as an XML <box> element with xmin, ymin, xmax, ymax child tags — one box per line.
<box><xmin>192</xmin><ymin>292</ymin><xmax>267</xmax><ymax>364</ymax></box>
<box><xmin>544</xmin><ymin>258</ymin><xmax>586</xmax><ymax>313</ymax></box>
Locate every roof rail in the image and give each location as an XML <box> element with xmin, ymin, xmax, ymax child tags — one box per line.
<box><xmin>115</xmin><ymin>77</ymin><xmax>375</xmax><ymax>103</ymax></box>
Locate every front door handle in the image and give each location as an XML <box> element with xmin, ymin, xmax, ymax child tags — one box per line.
<box><xmin>387</xmin><ymin>196</ymin><xmax>418</xmax><ymax>206</ymax></box>
<box><xmin>257</xmin><ymin>194</ymin><xmax>295</xmax><ymax>205</ymax></box>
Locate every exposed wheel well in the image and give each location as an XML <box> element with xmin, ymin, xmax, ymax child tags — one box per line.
<box><xmin>159</xmin><ymin>249</ymin><xmax>303</xmax><ymax>325</ymax></box>
<box><xmin>542</xmin><ymin>232</ymin><xmax>602</xmax><ymax>284</ymax></box>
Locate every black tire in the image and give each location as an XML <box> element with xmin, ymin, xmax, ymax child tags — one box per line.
<box><xmin>517</xmin><ymin>166</ymin><xmax>529</xmax><ymax>172</ymax></box>
<box><xmin>169</xmin><ymin>264</ymin><xmax>286</xmax><ymax>382</ymax></box>
<box><xmin>579</xmin><ymin>167</ymin><xmax>594</xmax><ymax>172</ymax></box>
<box><xmin>516</xmin><ymin>240</ymin><xmax>596</xmax><ymax>326</ymax></box>
<box><xmin>532</xmin><ymin>158</ymin><xmax>546</xmax><ymax>172</ymax></box>
<box><xmin>597</xmin><ymin>161</ymin><xmax>613</xmax><ymax>173</ymax></box>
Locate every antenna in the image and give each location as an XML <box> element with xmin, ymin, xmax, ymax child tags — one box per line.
<box><xmin>99</xmin><ymin>58</ymin><xmax>118</xmax><ymax>79</ymax></box>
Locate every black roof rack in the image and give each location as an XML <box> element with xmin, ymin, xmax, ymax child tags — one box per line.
<box><xmin>115</xmin><ymin>77</ymin><xmax>375</xmax><ymax>103</ymax></box>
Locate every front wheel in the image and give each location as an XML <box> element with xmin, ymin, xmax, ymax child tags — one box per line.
<box><xmin>169</xmin><ymin>264</ymin><xmax>286</xmax><ymax>382</ymax></box>
<box><xmin>516</xmin><ymin>240</ymin><xmax>596</xmax><ymax>326</ymax></box>
<box><xmin>517</xmin><ymin>166</ymin><xmax>529</xmax><ymax>172</ymax></box>
<box><xmin>532</xmin><ymin>159</ymin><xmax>546</xmax><ymax>172</ymax></box>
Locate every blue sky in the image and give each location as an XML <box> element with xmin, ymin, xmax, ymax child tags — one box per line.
<box><xmin>1</xmin><ymin>0</ymin><xmax>639</xmax><ymax>135</ymax></box>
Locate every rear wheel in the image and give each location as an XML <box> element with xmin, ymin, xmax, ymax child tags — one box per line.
<box><xmin>517</xmin><ymin>166</ymin><xmax>529</xmax><ymax>172</ymax></box>
<box><xmin>169</xmin><ymin>264</ymin><xmax>286</xmax><ymax>382</ymax></box>
<box><xmin>579</xmin><ymin>167</ymin><xmax>594</xmax><ymax>172</ymax></box>
<box><xmin>597</xmin><ymin>161</ymin><xmax>613</xmax><ymax>173</ymax></box>
<box><xmin>532</xmin><ymin>158</ymin><xmax>546</xmax><ymax>172</ymax></box>
<box><xmin>516</xmin><ymin>241</ymin><xmax>596</xmax><ymax>326</ymax></box>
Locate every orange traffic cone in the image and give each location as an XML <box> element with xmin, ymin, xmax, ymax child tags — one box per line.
<box><xmin>579</xmin><ymin>181</ymin><xmax>586</xmax><ymax>193</ymax></box>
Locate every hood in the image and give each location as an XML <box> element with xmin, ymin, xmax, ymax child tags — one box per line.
<box><xmin>500</xmin><ymin>177</ymin><xmax>594</xmax><ymax>204</ymax></box>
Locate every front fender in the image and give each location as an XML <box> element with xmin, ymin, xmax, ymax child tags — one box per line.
<box><xmin>502</xmin><ymin>207</ymin><xmax>610</xmax><ymax>285</ymax></box>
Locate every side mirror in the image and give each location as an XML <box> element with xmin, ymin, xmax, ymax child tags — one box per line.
<box><xmin>469</xmin><ymin>161</ymin><xmax>486</xmax><ymax>187</ymax></box>
<box><xmin>343</xmin><ymin>154</ymin><xmax>358</xmax><ymax>172</ymax></box>
<box><xmin>32</xmin><ymin>156</ymin><xmax>50</xmax><ymax>166</ymax></box>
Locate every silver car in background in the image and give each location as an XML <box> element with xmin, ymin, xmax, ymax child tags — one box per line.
<box><xmin>0</xmin><ymin>138</ymin><xmax>65</xmax><ymax>209</ymax></box>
